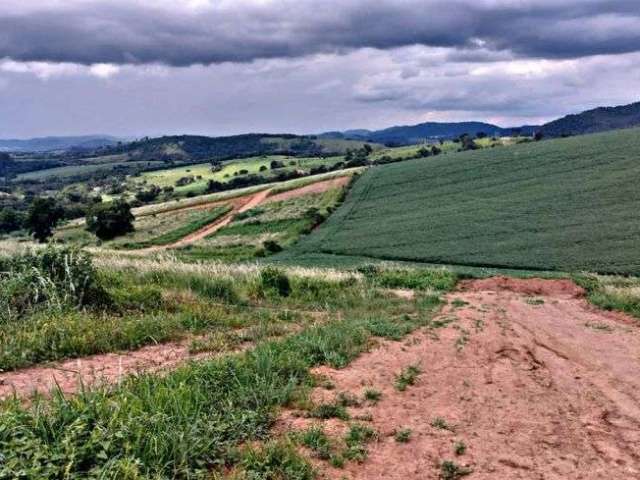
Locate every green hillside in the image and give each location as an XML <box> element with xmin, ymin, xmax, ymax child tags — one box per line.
<box><xmin>287</xmin><ymin>128</ymin><xmax>640</xmax><ymax>274</ymax></box>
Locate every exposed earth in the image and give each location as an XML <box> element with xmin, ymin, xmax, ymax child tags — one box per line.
<box><xmin>281</xmin><ymin>277</ymin><xmax>640</xmax><ymax>479</ymax></box>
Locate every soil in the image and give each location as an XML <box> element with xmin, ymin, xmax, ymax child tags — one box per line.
<box><xmin>168</xmin><ymin>188</ymin><xmax>272</xmax><ymax>248</ymax></box>
<box><xmin>265</xmin><ymin>176</ymin><xmax>351</xmax><ymax>204</ymax></box>
<box><xmin>0</xmin><ymin>338</ymin><xmax>215</xmax><ymax>401</ymax></box>
<box><xmin>282</xmin><ymin>277</ymin><xmax>640</xmax><ymax>479</ymax></box>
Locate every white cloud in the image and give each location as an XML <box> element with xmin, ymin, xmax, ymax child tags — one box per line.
<box><xmin>0</xmin><ymin>59</ymin><xmax>120</xmax><ymax>79</ymax></box>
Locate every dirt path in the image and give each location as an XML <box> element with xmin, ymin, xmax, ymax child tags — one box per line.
<box><xmin>283</xmin><ymin>278</ymin><xmax>640</xmax><ymax>479</ymax></box>
<box><xmin>0</xmin><ymin>338</ymin><xmax>217</xmax><ymax>400</ymax></box>
<box><xmin>167</xmin><ymin>188</ymin><xmax>272</xmax><ymax>248</ymax></box>
<box><xmin>264</xmin><ymin>176</ymin><xmax>351</xmax><ymax>204</ymax></box>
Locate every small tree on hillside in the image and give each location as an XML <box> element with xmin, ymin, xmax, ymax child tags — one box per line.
<box><xmin>25</xmin><ymin>197</ymin><xmax>65</xmax><ymax>242</ymax></box>
<box><xmin>86</xmin><ymin>200</ymin><xmax>134</xmax><ymax>240</ymax></box>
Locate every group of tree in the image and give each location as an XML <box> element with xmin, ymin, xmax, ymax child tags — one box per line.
<box><xmin>344</xmin><ymin>144</ymin><xmax>373</xmax><ymax>167</ymax></box>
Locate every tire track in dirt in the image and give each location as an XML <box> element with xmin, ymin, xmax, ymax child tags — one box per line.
<box><xmin>279</xmin><ymin>278</ymin><xmax>640</xmax><ymax>479</ymax></box>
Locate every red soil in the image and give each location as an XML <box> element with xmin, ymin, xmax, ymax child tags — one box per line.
<box><xmin>264</xmin><ymin>176</ymin><xmax>351</xmax><ymax>204</ymax></box>
<box><xmin>0</xmin><ymin>339</ymin><xmax>213</xmax><ymax>400</ymax></box>
<box><xmin>282</xmin><ymin>279</ymin><xmax>640</xmax><ymax>480</ymax></box>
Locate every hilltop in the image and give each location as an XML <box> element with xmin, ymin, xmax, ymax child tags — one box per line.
<box><xmin>540</xmin><ymin>101</ymin><xmax>640</xmax><ymax>138</ymax></box>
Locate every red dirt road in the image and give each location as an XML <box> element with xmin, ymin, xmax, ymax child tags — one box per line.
<box><xmin>290</xmin><ymin>278</ymin><xmax>640</xmax><ymax>479</ymax></box>
<box><xmin>0</xmin><ymin>339</ymin><xmax>214</xmax><ymax>400</ymax></box>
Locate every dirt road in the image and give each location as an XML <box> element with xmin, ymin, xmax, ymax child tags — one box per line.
<box><xmin>167</xmin><ymin>188</ymin><xmax>272</xmax><ymax>248</ymax></box>
<box><xmin>286</xmin><ymin>277</ymin><xmax>640</xmax><ymax>479</ymax></box>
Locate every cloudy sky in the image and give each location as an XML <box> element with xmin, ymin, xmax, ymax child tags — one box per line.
<box><xmin>1</xmin><ymin>0</ymin><xmax>639</xmax><ymax>138</ymax></box>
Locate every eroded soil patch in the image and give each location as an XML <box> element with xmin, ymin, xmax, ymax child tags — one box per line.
<box><xmin>284</xmin><ymin>278</ymin><xmax>640</xmax><ymax>479</ymax></box>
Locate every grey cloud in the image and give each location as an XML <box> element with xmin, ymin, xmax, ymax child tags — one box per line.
<box><xmin>1</xmin><ymin>1</ymin><xmax>639</xmax><ymax>66</ymax></box>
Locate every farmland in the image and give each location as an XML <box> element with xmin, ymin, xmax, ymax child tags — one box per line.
<box><xmin>287</xmin><ymin>128</ymin><xmax>640</xmax><ymax>275</ymax></box>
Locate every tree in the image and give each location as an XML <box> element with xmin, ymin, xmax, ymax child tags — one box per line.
<box><xmin>86</xmin><ymin>200</ymin><xmax>134</xmax><ymax>240</ymax></box>
<box><xmin>534</xmin><ymin>131</ymin><xmax>544</xmax><ymax>141</ymax></box>
<box><xmin>25</xmin><ymin>197</ymin><xmax>65</xmax><ymax>242</ymax></box>
<box><xmin>0</xmin><ymin>208</ymin><xmax>23</xmax><ymax>234</ymax></box>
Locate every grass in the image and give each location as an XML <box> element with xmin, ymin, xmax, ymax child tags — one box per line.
<box><xmin>394</xmin><ymin>428</ymin><xmax>412</xmax><ymax>443</ymax></box>
<box><xmin>0</xmin><ymin>268</ymin><xmax>450</xmax><ymax>478</ymax></box>
<box><xmin>363</xmin><ymin>388</ymin><xmax>382</xmax><ymax>404</ymax></box>
<box><xmin>574</xmin><ymin>273</ymin><xmax>640</xmax><ymax>321</ymax></box>
<box><xmin>288</xmin><ymin>128</ymin><xmax>640</xmax><ymax>275</ymax></box>
<box><xmin>121</xmin><ymin>205</ymin><xmax>231</xmax><ymax>248</ymax></box>
<box><xmin>394</xmin><ymin>364</ymin><xmax>421</xmax><ymax>391</ymax></box>
<box><xmin>440</xmin><ymin>460</ymin><xmax>473</xmax><ymax>480</ymax></box>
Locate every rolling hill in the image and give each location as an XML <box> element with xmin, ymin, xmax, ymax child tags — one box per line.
<box><xmin>287</xmin><ymin>127</ymin><xmax>640</xmax><ymax>275</ymax></box>
<box><xmin>0</xmin><ymin>135</ymin><xmax>122</xmax><ymax>152</ymax></box>
<box><xmin>539</xmin><ymin>101</ymin><xmax>640</xmax><ymax>138</ymax></box>
<box><xmin>320</xmin><ymin>122</ymin><xmax>539</xmax><ymax>145</ymax></box>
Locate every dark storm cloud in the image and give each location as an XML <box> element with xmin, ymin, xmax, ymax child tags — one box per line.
<box><xmin>1</xmin><ymin>1</ymin><xmax>640</xmax><ymax>66</ymax></box>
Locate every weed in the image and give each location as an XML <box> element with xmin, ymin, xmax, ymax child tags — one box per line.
<box><xmin>525</xmin><ymin>297</ymin><xmax>545</xmax><ymax>305</ymax></box>
<box><xmin>260</xmin><ymin>267</ymin><xmax>292</xmax><ymax>297</ymax></box>
<box><xmin>363</xmin><ymin>389</ymin><xmax>382</xmax><ymax>404</ymax></box>
<box><xmin>310</xmin><ymin>403</ymin><xmax>350</xmax><ymax>421</ymax></box>
<box><xmin>454</xmin><ymin>441</ymin><xmax>467</xmax><ymax>455</ymax></box>
<box><xmin>342</xmin><ymin>424</ymin><xmax>376</xmax><ymax>463</ymax></box>
<box><xmin>584</xmin><ymin>321</ymin><xmax>614</xmax><ymax>332</ymax></box>
<box><xmin>336</xmin><ymin>391</ymin><xmax>361</xmax><ymax>408</ymax></box>
<box><xmin>300</xmin><ymin>426</ymin><xmax>332</xmax><ymax>460</ymax></box>
<box><xmin>451</xmin><ymin>299</ymin><xmax>468</xmax><ymax>308</ymax></box>
<box><xmin>440</xmin><ymin>460</ymin><xmax>473</xmax><ymax>479</ymax></box>
<box><xmin>240</xmin><ymin>440</ymin><xmax>315</xmax><ymax>480</ymax></box>
<box><xmin>431</xmin><ymin>417</ymin><xmax>454</xmax><ymax>432</ymax></box>
<box><xmin>394</xmin><ymin>364</ymin><xmax>421</xmax><ymax>391</ymax></box>
<box><xmin>394</xmin><ymin>428</ymin><xmax>412</xmax><ymax>443</ymax></box>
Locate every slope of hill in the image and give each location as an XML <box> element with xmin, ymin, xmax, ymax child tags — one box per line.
<box><xmin>540</xmin><ymin>101</ymin><xmax>640</xmax><ymax>138</ymax></box>
<box><xmin>288</xmin><ymin>127</ymin><xmax>640</xmax><ymax>275</ymax></box>
<box><xmin>321</xmin><ymin>122</ymin><xmax>538</xmax><ymax>145</ymax></box>
<box><xmin>103</xmin><ymin>134</ymin><xmax>373</xmax><ymax>162</ymax></box>
<box><xmin>0</xmin><ymin>135</ymin><xmax>122</xmax><ymax>152</ymax></box>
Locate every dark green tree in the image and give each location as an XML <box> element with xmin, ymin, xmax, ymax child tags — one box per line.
<box><xmin>25</xmin><ymin>197</ymin><xmax>65</xmax><ymax>242</ymax></box>
<box><xmin>0</xmin><ymin>208</ymin><xmax>23</xmax><ymax>234</ymax></box>
<box><xmin>86</xmin><ymin>200</ymin><xmax>134</xmax><ymax>240</ymax></box>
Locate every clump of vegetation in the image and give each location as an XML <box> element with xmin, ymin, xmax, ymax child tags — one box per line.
<box><xmin>343</xmin><ymin>424</ymin><xmax>377</xmax><ymax>462</ymax></box>
<box><xmin>0</xmin><ymin>246</ymin><xmax>108</xmax><ymax>322</ymax></box>
<box><xmin>260</xmin><ymin>266</ymin><xmax>292</xmax><ymax>297</ymax></box>
<box><xmin>363</xmin><ymin>388</ymin><xmax>382</xmax><ymax>404</ymax></box>
<box><xmin>240</xmin><ymin>440</ymin><xmax>315</xmax><ymax>480</ymax></box>
<box><xmin>440</xmin><ymin>460</ymin><xmax>473</xmax><ymax>479</ymax></box>
<box><xmin>394</xmin><ymin>364</ymin><xmax>421</xmax><ymax>391</ymax></box>
<box><xmin>300</xmin><ymin>426</ymin><xmax>333</xmax><ymax>460</ymax></box>
<box><xmin>310</xmin><ymin>402</ymin><xmax>350</xmax><ymax>421</ymax></box>
<box><xmin>358</xmin><ymin>265</ymin><xmax>457</xmax><ymax>291</ymax></box>
<box><xmin>394</xmin><ymin>428</ymin><xmax>412</xmax><ymax>443</ymax></box>
<box><xmin>86</xmin><ymin>199</ymin><xmax>135</xmax><ymax>240</ymax></box>
<box><xmin>431</xmin><ymin>417</ymin><xmax>454</xmax><ymax>431</ymax></box>
<box><xmin>574</xmin><ymin>274</ymin><xmax>640</xmax><ymax>321</ymax></box>
<box><xmin>454</xmin><ymin>440</ymin><xmax>467</xmax><ymax>455</ymax></box>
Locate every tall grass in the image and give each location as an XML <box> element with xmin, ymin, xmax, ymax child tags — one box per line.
<box><xmin>0</xmin><ymin>283</ymin><xmax>448</xmax><ymax>478</ymax></box>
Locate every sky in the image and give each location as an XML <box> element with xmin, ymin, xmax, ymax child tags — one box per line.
<box><xmin>0</xmin><ymin>0</ymin><xmax>639</xmax><ymax>139</ymax></box>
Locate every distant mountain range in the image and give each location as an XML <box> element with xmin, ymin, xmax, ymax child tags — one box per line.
<box><xmin>319</xmin><ymin>123</ymin><xmax>539</xmax><ymax>146</ymax></box>
<box><xmin>1</xmin><ymin>101</ymin><xmax>639</xmax><ymax>154</ymax></box>
<box><xmin>319</xmin><ymin>100</ymin><xmax>640</xmax><ymax>145</ymax></box>
<box><xmin>0</xmin><ymin>135</ymin><xmax>123</xmax><ymax>152</ymax></box>
<box><xmin>539</xmin><ymin>101</ymin><xmax>640</xmax><ymax>138</ymax></box>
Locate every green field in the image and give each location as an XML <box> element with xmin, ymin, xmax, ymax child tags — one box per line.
<box><xmin>16</xmin><ymin>159</ymin><xmax>163</xmax><ymax>181</ymax></box>
<box><xmin>136</xmin><ymin>155</ymin><xmax>343</xmax><ymax>194</ymax></box>
<box><xmin>287</xmin><ymin>128</ymin><xmax>640</xmax><ymax>275</ymax></box>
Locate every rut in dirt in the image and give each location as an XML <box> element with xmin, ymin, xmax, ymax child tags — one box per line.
<box><xmin>282</xmin><ymin>277</ymin><xmax>640</xmax><ymax>480</ymax></box>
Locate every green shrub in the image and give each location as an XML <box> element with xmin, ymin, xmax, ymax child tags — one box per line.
<box><xmin>260</xmin><ymin>267</ymin><xmax>291</xmax><ymax>297</ymax></box>
<box><xmin>0</xmin><ymin>247</ymin><xmax>109</xmax><ymax>321</ymax></box>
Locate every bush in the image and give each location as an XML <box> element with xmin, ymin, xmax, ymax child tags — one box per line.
<box><xmin>0</xmin><ymin>247</ymin><xmax>109</xmax><ymax>321</ymax></box>
<box><xmin>260</xmin><ymin>267</ymin><xmax>291</xmax><ymax>297</ymax></box>
<box><xmin>263</xmin><ymin>240</ymin><xmax>283</xmax><ymax>254</ymax></box>
<box><xmin>86</xmin><ymin>200</ymin><xmax>135</xmax><ymax>240</ymax></box>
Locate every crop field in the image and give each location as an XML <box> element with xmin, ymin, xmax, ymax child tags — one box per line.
<box><xmin>176</xmin><ymin>180</ymin><xmax>348</xmax><ymax>262</ymax></box>
<box><xmin>289</xmin><ymin>128</ymin><xmax>640</xmax><ymax>275</ymax></box>
<box><xmin>135</xmin><ymin>154</ymin><xmax>343</xmax><ymax>194</ymax></box>
<box><xmin>15</xmin><ymin>159</ymin><xmax>165</xmax><ymax>181</ymax></box>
